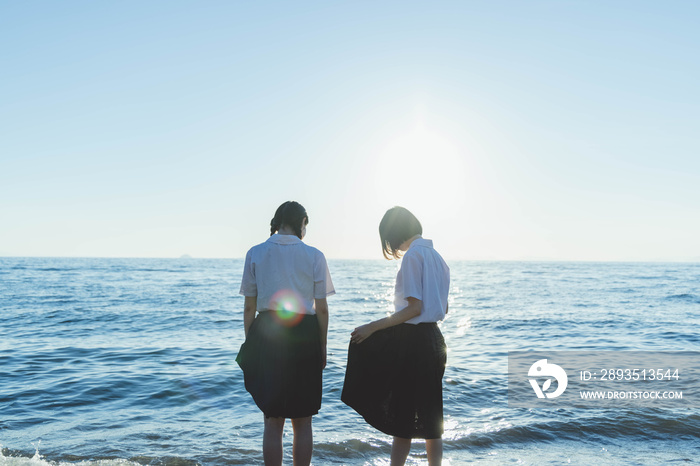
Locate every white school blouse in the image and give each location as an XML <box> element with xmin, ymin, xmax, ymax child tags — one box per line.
<box><xmin>394</xmin><ymin>238</ymin><xmax>450</xmax><ymax>324</ymax></box>
<box><xmin>240</xmin><ymin>234</ymin><xmax>335</xmax><ymax>314</ymax></box>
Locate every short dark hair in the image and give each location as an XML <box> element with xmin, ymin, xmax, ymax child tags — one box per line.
<box><xmin>270</xmin><ymin>201</ymin><xmax>308</xmax><ymax>239</ymax></box>
<box><xmin>379</xmin><ymin>206</ymin><xmax>422</xmax><ymax>259</ymax></box>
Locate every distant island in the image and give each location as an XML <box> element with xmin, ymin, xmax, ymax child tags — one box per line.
<box><xmin>179</xmin><ymin>254</ymin><xmax>193</xmax><ymax>259</ymax></box>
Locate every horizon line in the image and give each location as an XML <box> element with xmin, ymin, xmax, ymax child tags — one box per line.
<box><xmin>1</xmin><ymin>255</ymin><xmax>699</xmax><ymax>264</ymax></box>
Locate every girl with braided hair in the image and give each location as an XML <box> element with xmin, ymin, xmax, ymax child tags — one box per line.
<box><xmin>236</xmin><ymin>201</ymin><xmax>334</xmax><ymax>465</ymax></box>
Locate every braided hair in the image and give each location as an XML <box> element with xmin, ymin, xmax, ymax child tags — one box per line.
<box><xmin>270</xmin><ymin>201</ymin><xmax>308</xmax><ymax>239</ymax></box>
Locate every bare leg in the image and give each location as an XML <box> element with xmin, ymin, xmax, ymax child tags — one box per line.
<box><xmin>390</xmin><ymin>437</ymin><xmax>411</xmax><ymax>466</ymax></box>
<box><xmin>291</xmin><ymin>416</ymin><xmax>313</xmax><ymax>466</ymax></box>
<box><xmin>426</xmin><ymin>438</ymin><xmax>443</xmax><ymax>465</ymax></box>
<box><xmin>263</xmin><ymin>416</ymin><xmax>285</xmax><ymax>466</ymax></box>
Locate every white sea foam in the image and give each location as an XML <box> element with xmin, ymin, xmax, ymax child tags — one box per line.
<box><xmin>0</xmin><ymin>445</ymin><xmax>139</xmax><ymax>466</ymax></box>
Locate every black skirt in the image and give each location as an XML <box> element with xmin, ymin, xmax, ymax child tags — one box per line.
<box><xmin>341</xmin><ymin>323</ymin><xmax>446</xmax><ymax>439</ymax></box>
<box><xmin>236</xmin><ymin>311</ymin><xmax>323</xmax><ymax>418</ymax></box>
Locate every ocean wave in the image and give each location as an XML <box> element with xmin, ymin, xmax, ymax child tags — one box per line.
<box><xmin>2</xmin><ymin>411</ymin><xmax>699</xmax><ymax>465</ymax></box>
<box><xmin>25</xmin><ymin>268</ymin><xmax>82</xmax><ymax>273</ymax></box>
<box><xmin>665</xmin><ymin>293</ymin><xmax>700</xmax><ymax>303</ymax></box>
<box><xmin>448</xmin><ymin>411</ymin><xmax>700</xmax><ymax>448</ymax></box>
<box><xmin>314</xmin><ymin>438</ymin><xmax>391</xmax><ymax>459</ymax></box>
<box><xmin>174</xmin><ymin>282</ymin><xmax>206</xmax><ymax>288</ymax></box>
<box><xmin>647</xmin><ymin>329</ymin><xmax>700</xmax><ymax>344</ymax></box>
<box><xmin>0</xmin><ymin>447</ymin><xmax>193</xmax><ymax>466</ymax></box>
<box><xmin>39</xmin><ymin>297</ymin><xmax>78</xmax><ymax>304</ymax></box>
<box><xmin>572</xmin><ymin>302</ymin><xmax>600</xmax><ymax>308</ymax></box>
<box><xmin>132</xmin><ymin>269</ymin><xmax>188</xmax><ymax>273</ymax></box>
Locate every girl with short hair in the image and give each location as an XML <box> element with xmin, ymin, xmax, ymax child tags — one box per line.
<box><xmin>342</xmin><ymin>206</ymin><xmax>450</xmax><ymax>465</ymax></box>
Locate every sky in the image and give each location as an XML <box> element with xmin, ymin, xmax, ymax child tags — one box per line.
<box><xmin>1</xmin><ymin>1</ymin><xmax>699</xmax><ymax>261</ymax></box>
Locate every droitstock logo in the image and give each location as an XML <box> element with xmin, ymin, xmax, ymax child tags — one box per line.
<box><xmin>528</xmin><ymin>359</ymin><xmax>568</xmax><ymax>399</ymax></box>
<box><xmin>509</xmin><ymin>351</ymin><xmax>697</xmax><ymax>408</ymax></box>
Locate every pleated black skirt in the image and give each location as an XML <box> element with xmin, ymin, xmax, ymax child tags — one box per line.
<box><xmin>341</xmin><ymin>322</ymin><xmax>447</xmax><ymax>439</ymax></box>
<box><xmin>236</xmin><ymin>311</ymin><xmax>323</xmax><ymax>419</ymax></box>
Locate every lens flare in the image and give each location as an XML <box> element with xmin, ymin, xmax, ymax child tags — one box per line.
<box><xmin>269</xmin><ymin>289</ymin><xmax>305</xmax><ymax>327</ymax></box>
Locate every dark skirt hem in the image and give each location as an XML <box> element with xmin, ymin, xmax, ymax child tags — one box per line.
<box><xmin>341</xmin><ymin>322</ymin><xmax>446</xmax><ymax>440</ymax></box>
<box><xmin>236</xmin><ymin>311</ymin><xmax>322</xmax><ymax>419</ymax></box>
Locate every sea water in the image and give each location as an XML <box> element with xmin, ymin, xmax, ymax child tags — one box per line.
<box><xmin>1</xmin><ymin>257</ymin><xmax>699</xmax><ymax>465</ymax></box>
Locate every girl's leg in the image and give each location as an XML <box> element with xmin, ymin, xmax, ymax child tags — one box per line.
<box><xmin>263</xmin><ymin>416</ymin><xmax>285</xmax><ymax>466</ymax></box>
<box><xmin>425</xmin><ymin>438</ymin><xmax>443</xmax><ymax>465</ymax></box>
<box><xmin>291</xmin><ymin>416</ymin><xmax>313</xmax><ymax>466</ymax></box>
<box><xmin>390</xmin><ymin>437</ymin><xmax>411</xmax><ymax>465</ymax></box>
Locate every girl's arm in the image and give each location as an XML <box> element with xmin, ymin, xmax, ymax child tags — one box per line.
<box><xmin>315</xmin><ymin>298</ymin><xmax>329</xmax><ymax>369</ymax></box>
<box><xmin>350</xmin><ymin>297</ymin><xmax>422</xmax><ymax>344</ymax></box>
<box><xmin>243</xmin><ymin>296</ymin><xmax>257</xmax><ymax>337</ymax></box>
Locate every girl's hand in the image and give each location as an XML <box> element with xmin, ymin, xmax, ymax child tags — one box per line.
<box><xmin>351</xmin><ymin>323</ymin><xmax>376</xmax><ymax>344</ymax></box>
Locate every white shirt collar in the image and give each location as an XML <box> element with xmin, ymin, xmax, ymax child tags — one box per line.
<box><xmin>267</xmin><ymin>234</ymin><xmax>302</xmax><ymax>245</ymax></box>
<box><xmin>408</xmin><ymin>237</ymin><xmax>433</xmax><ymax>250</ymax></box>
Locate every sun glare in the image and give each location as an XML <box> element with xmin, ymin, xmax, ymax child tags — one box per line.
<box><xmin>372</xmin><ymin>126</ymin><xmax>469</xmax><ymax>219</ymax></box>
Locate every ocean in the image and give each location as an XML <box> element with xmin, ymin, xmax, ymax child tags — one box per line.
<box><xmin>1</xmin><ymin>257</ymin><xmax>699</xmax><ymax>465</ymax></box>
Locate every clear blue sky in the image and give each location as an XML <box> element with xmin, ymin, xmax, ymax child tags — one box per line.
<box><xmin>2</xmin><ymin>1</ymin><xmax>699</xmax><ymax>260</ymax></box>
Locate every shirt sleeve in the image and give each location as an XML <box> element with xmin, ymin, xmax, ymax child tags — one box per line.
<box><xmin>400</xmin><ymin>252</ymin><xmax>423</xmax><ymax>301</ymax></box>
<box><xmin>313</xmin><ymin>251</ymin><xmax>335</xmax><ymax>298</ymax></box>
<box><xmin>239</xmin><ymin>249</ymin><xmax>258</xmax><ymax>297</ymax></box>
